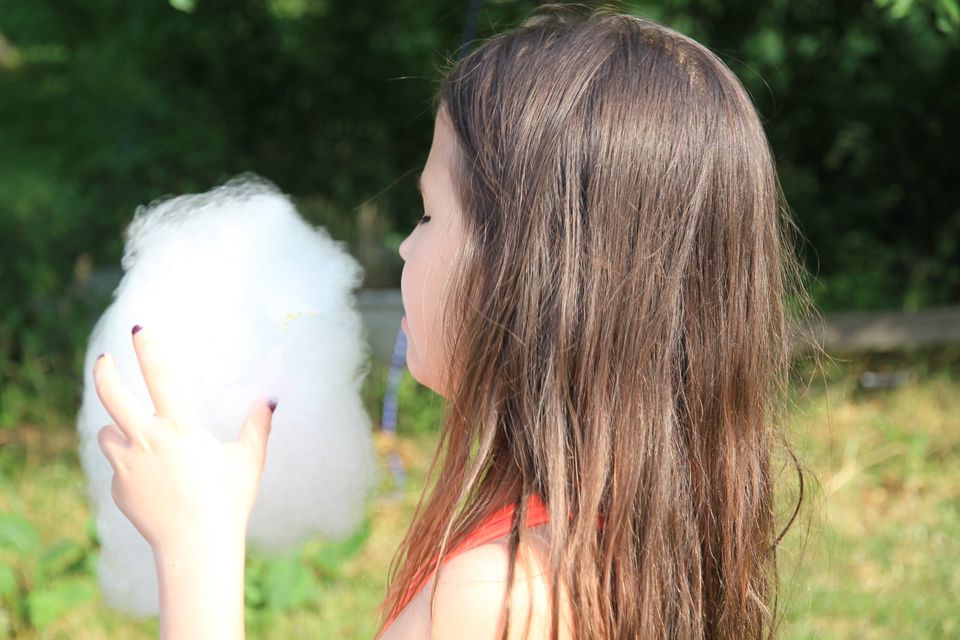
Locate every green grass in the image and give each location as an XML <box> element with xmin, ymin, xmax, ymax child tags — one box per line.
<box><xmin>777</xmin><ymin>358</ymin><xmax>960</xmax><ymax>639</ymax></box>
<box><xmin>0</xmin><ymin>357</ymin><xmax>958</xmax><ymax>638</ymax></box>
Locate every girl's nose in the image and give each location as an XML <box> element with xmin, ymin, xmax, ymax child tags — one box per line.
<box><xmin>398</xmin><ymin>234</ymin><xmax>409</xmax><ymax>261</ymax></box>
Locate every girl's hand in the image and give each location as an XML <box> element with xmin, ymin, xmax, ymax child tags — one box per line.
<box><xmin>93</xmin><ymin>324</ymin><xmax>276</xmax><ymax>553</ymax></box>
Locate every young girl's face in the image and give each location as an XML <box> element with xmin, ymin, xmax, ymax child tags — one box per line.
<box><xmin>398</xmin><ymin>108</ymin><xmax>466</xmax><ymax>397</ymax></box>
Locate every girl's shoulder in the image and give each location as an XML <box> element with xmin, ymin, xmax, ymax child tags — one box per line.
<box><xmin>383</xmin><ymin>524</ymin><xmax>574</xmax><ymax>640</ymax></box>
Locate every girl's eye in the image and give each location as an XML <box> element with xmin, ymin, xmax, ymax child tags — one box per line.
<box><xmin>417</xmin><ymin>215</ymin><xmax>431</xmax><ymax>226</ymax></box>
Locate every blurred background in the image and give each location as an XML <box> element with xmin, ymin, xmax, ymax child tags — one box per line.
<box><xmin>0</xmin><ymin>0</ymin><xmax>958</xmax><ymax>637</ymax></box>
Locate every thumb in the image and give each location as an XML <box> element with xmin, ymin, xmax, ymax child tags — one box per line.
<box><xmin>237</xmin><ymin>397</ymin><xmax>277</xmax><ymax>469</ymax></box>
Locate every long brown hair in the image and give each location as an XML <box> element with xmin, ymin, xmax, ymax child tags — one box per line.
<box><xmin>379</xmin><ymin>6</ymin><xmax>811</xmax><ymax>638</ymax></box>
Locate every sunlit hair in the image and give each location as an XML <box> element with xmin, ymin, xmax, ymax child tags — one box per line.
<box><xmin>379</xmin><ymin>5</ymin><xmax>812</xmax><ymax>638</ymax></box>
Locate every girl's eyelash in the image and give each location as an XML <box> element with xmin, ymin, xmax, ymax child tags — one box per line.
<box><xmin>417</xmin><ymin>215</ymin><xmax>431</xmax><ymax>225</ymax></box>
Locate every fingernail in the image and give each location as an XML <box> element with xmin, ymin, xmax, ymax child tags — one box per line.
<box><xmin>267</xmin><ymin>398</ymin><xmax>278</xmax><ymax>413</ymax></box>
<box><xmin>132</xmin><ymin>324</ymin><xmax>142</xmax><ymax>335</ymax></box>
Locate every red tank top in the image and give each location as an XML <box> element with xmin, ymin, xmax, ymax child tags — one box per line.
<box><xmin>384</xmin><ymin>493</ymin><xmax>551</xmax><ymax>629</ymax></box>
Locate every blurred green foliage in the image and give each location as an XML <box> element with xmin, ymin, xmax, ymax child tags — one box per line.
<box><xmin>0</xmin><ymin>502</ymin><xmax>375</xmax><ymax>636</ymax></box>
<box><xmin>0</xmin><ymin>0</ymin><xmax>957</xmax><ymax>430</ymax></box>
<box><xmin>0</xmin><ymin>511</ymin><xmax>98</xmax><ymax>635</ymax></box>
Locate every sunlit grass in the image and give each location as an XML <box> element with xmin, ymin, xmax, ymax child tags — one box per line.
<box><xmin>778</xmin><ymin>361</ymin><xmax>960</xmax><ymax>639</ymax></box>
<box><xmin>0</xmin><ymin>356</ymin><xmax>957</xmax><ymax>638</ymax></box>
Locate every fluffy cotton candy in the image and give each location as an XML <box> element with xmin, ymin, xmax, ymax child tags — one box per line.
<box><xmin>76</xmin><ymin>174</ymin><xmax>378</xmax><ymax>617</ymax></box>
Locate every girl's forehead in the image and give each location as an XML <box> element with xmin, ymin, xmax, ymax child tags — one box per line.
<box><xmin>430</xmin><ymin>113</ymin><xmax>454</xmax><ymax>159</ymax></box>
<box><xmin>424</xmin><ymin>113</ymin><xmax>457</xmax><ymax>189</ymax></box>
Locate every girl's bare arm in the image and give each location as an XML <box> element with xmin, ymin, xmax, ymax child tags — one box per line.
<box><xmin>153</xmin><ymin>533</ymin><xmax>247</xmax><ymax>640</ymax></box>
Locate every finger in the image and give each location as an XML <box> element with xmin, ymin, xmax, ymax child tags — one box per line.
<box><xmin>236</xmin><ymin>397</ymin><xmax>277</xmax><ymax>471</ymax></box>
<box><xmin>130</xmin><ymin>324</ymin><xmax>193</xmax><ymax>426</ymax></box>
<box><xmin>94</xmin><ymin>353</ymin><xmax>152</xmax><ymax>446</ymax></box>
<box><xmin>97</xmin><ymin>423</ymin><xmax>128</xmax><ymax>472</ymax></box>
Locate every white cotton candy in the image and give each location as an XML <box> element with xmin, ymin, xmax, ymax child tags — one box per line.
<box><xmin>76</xmin><ymin>174</ymin><xmax>378</xmax><ymax>617</ymax></box>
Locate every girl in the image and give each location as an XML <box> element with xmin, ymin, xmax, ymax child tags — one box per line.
<box><xmin>94</xmin><ymin>6</ymin><xmax>809</xmax><ymax>639</ymax></box>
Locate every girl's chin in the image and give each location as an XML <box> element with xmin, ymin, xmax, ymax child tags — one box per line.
<box><xmin>404</xmin><ymin>355</ymin><xmax>443</xmax><ymax>396</ymax></box>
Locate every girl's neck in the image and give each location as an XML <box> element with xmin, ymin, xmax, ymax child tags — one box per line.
<box><xmin>484</xmin><ymin>472</ymin><xmax>540</xmax><ymax>514</ymax></box>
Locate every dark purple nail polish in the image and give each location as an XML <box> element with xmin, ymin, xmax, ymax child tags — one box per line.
<box><xmin>267</xmin><ymin>398</ymin><xmax>278</xmax><ymax>413</ymax></box>
<box><xmin>132</xmin><ymin>324</ymin><xmax>142</xmax><ymax>335</ymax></box>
